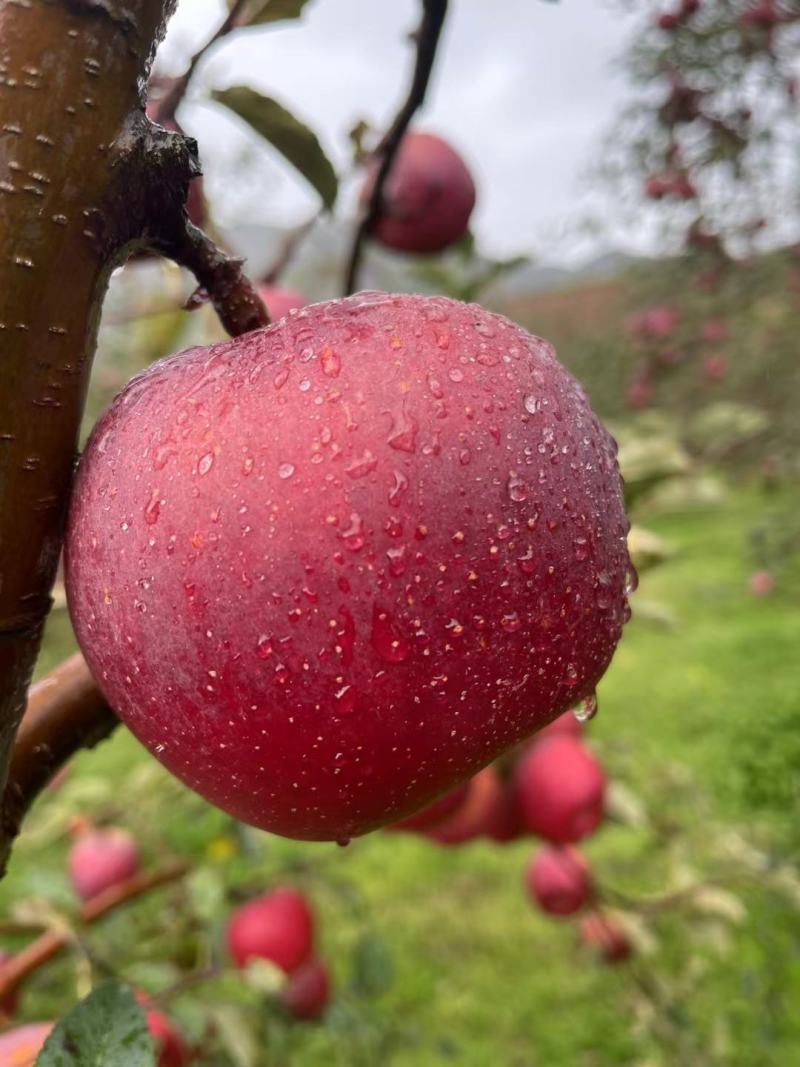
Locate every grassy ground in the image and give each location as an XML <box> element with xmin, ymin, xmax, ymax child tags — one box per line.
<box><xmin>2</xmin><ymin>481</ymin><xmax>799</xmax><ymax>1066</ymax></box>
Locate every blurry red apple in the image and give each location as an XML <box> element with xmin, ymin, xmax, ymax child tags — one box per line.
<box><xmin>68</xmin><ymin>827</ymin><xmax>139</xmax><ymax>902</ymax></box>
<box><xmin>65</xmin><ymin>293</ymin><xmax>632</xmax><ymax>841</ymax></box>
<box><xmin>364</xmin><ymin>132</ymin><xmax>476</xmax><ymax>254</ymax></box>
<box><xmin>534</xmin><ymin>710</ymin><xmax>583</xmax><ymax>743</ymax></box>
<box><xmin>0</xmin><ymin>1023</ymin><xmax>53</xmax><ymax>1066</ymax></box>
<box><xmin>748</xmin><ymin>570</ymin><xmax>775</xmax><ymax>597</ymax></box>
<box><xmin>146</xmin><ymin>1009</ymin><xmax>189</xmax><ymax>1067</ymax></box>
<box><xmin>627</xmin><ymin>304</ymin><xmax>679</xmax><ymax>341</ymax></box>
<box><xmin>484</xmin><ymin>781</ymin><xmax>523</xmax><ymax>843</ymax></box>
<box><xmin>228</xmin><ymin>888</ymin><xmax>314</xmax><ymax>974</ymax></box>
<box><xmin>700</xmin><ymin>318</ymin><xmax>728</xmax><ymax>344</ymax></box>
<box><xmin>257</xmin><ymin>285</ymin><xmax>308</xmax><ymax>323</ymax></box>
<box><xmin>525</xmin><ymin>845</ymin><xmax>592</xmax><ymax>917</ymax></box>
<box><xmin>428</xmin><ymin>766</ymin><xmax>505</xmax><ymax>845</ymax></box>
<box><xmin>702</xmin><ymin>353</ymin><xmax>727</xmax><ymax>383</ymax></box>
<box><xmin>514</xmin><ymin>735</ymin><xmax>606</xmax><ymax>844</ymax></box>
<box><xmin>280</xmin><ymin>957</ymin><xmax>330</xmax><ymax>1020</ymax></box>
<box><xmin>658</xmin><ymin>12</ymin><xmax>680</xmax><ymax>30</ymax></box>
<box><xmin>388</xmin><ymin>781</ymin><xmax>470</xmax><ymax>833</ymax></box>
<box><xmin>579</xmin><ymin>912</ymin><xmax>631</xmax><ymax>963</ymax></box>
<box><xmin>626</xmin><ymin>376</ymin><xmax>653</xmax><ymax>411</ymax></box>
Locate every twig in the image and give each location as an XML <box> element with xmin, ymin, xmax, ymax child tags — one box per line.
<box><xmin>161</xmin><ymin>221</ymin><xmax>271</xmax><ymax>336</ymax></box>
<box><xmin>342</xmin><ymin>0</ymin><xmax>449</xmax><ymax>296</ymax></box>
<box><xmin>262</xmin><ymin>213</ymin><xmax>319</xmax><ymax>285</ymax></box>
<box><xmin>0</xmin><ymin>861</ymin><xmax>189</xmax><ymax>1000</ymax></box>
<box><xmin>156</xmin><ymin>0</ymin><xmax>250</xmax><ymax>126</ymax></box>
<box><xmin>154</xmin><ymin>965</ymin><xmax>223</xmax><ymax>1005</ymax></box>
<box><xmin>0</xmin><ymin>655</ymin><xmax>117</xmax><ymax>872</ymax></box>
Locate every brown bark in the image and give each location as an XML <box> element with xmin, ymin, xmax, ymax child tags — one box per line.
<box><xmin>0</xmin><ymin>0</ymin><xmax>178</xmax><ymax>830</ymax></box>
<box><xmin>0</xmin><ymin>0</ymin><xmax>268</xmax><ymax>867</ymax></box>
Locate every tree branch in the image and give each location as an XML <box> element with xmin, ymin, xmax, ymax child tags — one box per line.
<box><xmin>0</xmin><ymin>861</ymin><xmax>188</xmax><ymax>1000</ymax></box>
<box><xmin>342</xmin><ymin>0</ymin><xmax>449</xmax><ymax>296</ymax></box>
<box><xmin>0</xmin><ymin>655</ymin><xmax>117</xmax><ymax>870</ymax></box>
<box><xmin>155</xmin><ymin>0</ymin><xmax>249</xmax><ymax>127</ymax></box>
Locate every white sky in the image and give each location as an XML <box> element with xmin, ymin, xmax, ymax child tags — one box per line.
<box><xmin>160</xmin><ymin>0</ymin><xmax>638</xmax><ymax>265</ymax></box>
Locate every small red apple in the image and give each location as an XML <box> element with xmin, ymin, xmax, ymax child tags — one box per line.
<box><xmin>228</xmin><ymin>888</ymin><xmax>314</xmax><ymax>974</ymax></box>
<box><xmin>388</xmin><ymin>781</ymin><xmax>470</xmax><ymax>833</ymax></box>
<box><xmin>700</xmin><ymin>318</ymin><xmax>728</xmax><ymax>344</ymax></box>
<box><xmin>428</xmin><ymin>767</ymin><xmax>505</xmax><ymax>845</ymax></box>
<box><xmin>68</xmin><ymin>827</ymin><xmax>139</xmax><ymax>902</ymax></box>
<box><xmin>525</xmin><ymin>845</ymin><xmax>592</xmax><ymax>917</ymax></box>
<box><xmin>146</xmin><ymin>1009</ymin><xmax>189</xmax><ymax>1067</ymax></box>
<box><xmin>257</xmin><ymin>286</ymin><xmax>308</xmax><ymax>323</ymax></box>
<box><xmin>658</xmin><ymin>12</ymin><xmax>680</xmax><ymax>30</ymax></box>
<box><xmin>748</xmin><ymin>570</ymin><xmax>775</xmax><ymax>597</ymax></box>
<box><xmin>364</xmin><ymin>132</ymin><xmax>476</xmax><ymax>254</ymax></box>
<box><xmin>280</xmin><ymin>957</ymin><xmax>331</xmax><ymax>1020</ymax></box>
<box><xmin>513</xmin><ymin>735</ymin><xmax>606</xmax><ymax>844</ymax></box>
<box><xmin>627</xmin><ymin>304</ymin><xmax>679</xmax><ymax>342</ymax></box>
<box><xmin>534</xmin><ymin>710</ymin><xmax>583</xmax><ymax>743</ymax></box>
<box><xmin>65</xmin><ymin>293</ymin><xmax>632</xmax><ymax>841</ymax></box>
<box><xmin>579</xmin><ymin>912</ymin><xmax>631</xmax><ymax>963</ymax></box>
<box><xmin>626</xmin><ymin>376</ymin><xmax>653</xmax><ymax>411</ymax></box>
<box><xmin>702</xmin><ymin>353</ymin><xmax>727</xmax><ymax>383</ymax></box>
<box><xmin>0</xmin><ymin>1022</ymin><xmax>53</xmax><ymax>1066</ymax></box>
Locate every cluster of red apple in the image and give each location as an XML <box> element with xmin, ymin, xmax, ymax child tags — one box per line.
<box><xmin>389</xmin><ymin>710</ymin><xmax>631</xmax><ymax>965</ymax></box>
<box><xmin>0</xmin><ymin>826</ymin><xmax>331</xmax><ymax>1065</ymax></box>
<box><xmin>624</xmin><ymin>302</ymin><xmax>730</xmax><ymax>409</ymax></box>
<box><xmin>657</xmin><ymin>0</ymin><xmax>700</xmax><ymax>32</ymax></box>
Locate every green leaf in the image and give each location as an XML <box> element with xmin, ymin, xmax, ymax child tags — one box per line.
<box><xmin>214</xmin><ymin>87</ymin><xmax>337</xmax><ymax>209</ymax></box>
<box><xmin>246</xmin><ymin>0</ymin><xmax>313</xmax><ymax>25</ymax></box>
<box><xmin>36</xmin><ymin>981</ymin><xmax>155</xmax><ymax>1067</ymax></box>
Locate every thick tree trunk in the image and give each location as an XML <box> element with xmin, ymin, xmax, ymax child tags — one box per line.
<box><xmin>0</xmin><ymin>0</ymin><xmax>177</xmax><ymax>804</ymax></box>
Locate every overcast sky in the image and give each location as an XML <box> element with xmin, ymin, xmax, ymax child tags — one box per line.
<box><xmin>159</xmin><ymin>1</ymin><xmax>638</xmax><ymax>265</ymax></box>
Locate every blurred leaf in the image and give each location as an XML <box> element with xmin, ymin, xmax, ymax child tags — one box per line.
<box><xmin>245</xmin><ymin>0</ymin><xmax>312</xmax><ymax>24</ymax></box>
<box><xmin>208</xmin><ymin>1005</ymin><xmax>260</xmax><ymax>1067</ymax></box>
<box><xmin>687</xmin><ymin>402</ymin><xmax>769</xmax><ymax>460</ymax></box>
<box><xmin>242</xmin><ymin>957</ymin><xmax>285</xmax><ymax>995</ymax></box>
<box><xmin>627</xmin><ymin>524</ymin><xmax>676</xmax><ymax>574</ymax></box>
<box><xmin>351</xmin><ymin>933</ymin><xmax>394</xmax><ymax>998</ymax></box>
<box><xmin>629</xmin><ymin>598</ymin><xmax>677</xmax><ymax>627</ymax></box>
<box><xmin>690</xmin><ymin>887</ymin><xmax>746</xmax><ymax>924</ymax></box>
<box><xmin>605</xmin><ymin>780</ymin><xmax>649</xmax><ymax>828</ymax></box>
<box><xmin>213</xmin><ymin>87</ymin><xmax>337</xmax><ymax>209</ymax></box>
<box><xmin>36</xmin><ymin>981</ymin><xmax>154</xmax><ymax>1066</ymax></box>
<box><xmin>187</xmin><ymin>867</ymin><xmax>226</xmax><ymax>924</ymax></box>
<box><xmin>616</xmin><ymin>431</ymin><xmax>691</xmax><ymax>506</ymax></box>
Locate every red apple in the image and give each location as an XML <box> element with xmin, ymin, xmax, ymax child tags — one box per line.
<box><xmin>748</xmin><ymin>570</ymin><xmax>775</xmax><ymax>597</ymax></box>
<box><xmin>579</xmin><ymin>912</ymin><xmax>631</xmax><ymax>963</ymax></box>
<box><xmin>700</xmin><ymin>318</ymin><xmax>728</xmax><ymax>344</ymax></box>
<box><xmin>627</xmin><ymin>304</ymin><xmax>679</xmax><ymax>342</ymax></box>
<box><xmin>428</xmin><ymin>766</ymin><xmax>505</xmax><ymax>845</ymax></box>
<box><xmin>388</xmin><ymin>781</ymin><xmax>470</xmax><ymax>833</ymax></box>
<box><xmin>280</xmin><ymin>957</ymin><xmax>330</xmax><ymax>1020</ymax></box>
<box><xmin>626</xmin><ymin>376</ymin><xmax>653</xmax><ymax>411</ymax></box>
<box><xmin>0</xmin><ymin>1023</ymin><xmax>53</xmax><ymax>1066</ymax></box>
<box><xmin>68</xmin><ymin>827</ymin><xmax>139</xmax><ymax>902</ymax></box>
<box><xmin>65</xmin><ymin>293</ymin><xmax>632</xmax><ymax>841</ymax></box>
<box><xmin>227</xmin><ymin>888</ymin><xmax>314</xmax><ymax>974</ymax></box>
<box><xmin>146</xmin><ymin>1009</ymin><xmax>189</xmax><ymax>1067</ymax></box>
<box><xmin>257</xmin><ymin>286</ymin><xmax>308</xmax><ymax>324</ymax></box>
<box><xmin>484</xmin><ymin>780</ymin><xmax>523</xmax><ymax>843</ymax></box>
<box><xmin>658</xmin><ymin>12</ymin><xmax>680</xmax><ymax>30</ymax></box>
<box><xmin>514</xmin><ymin>735</ymin><xmax>606</xmax><ymax>844</ymax></box>
<box><xmin>702</xmin><ymin>353</ymin><xmax>727</xmax><ymax>383</ymax></box>
<box><xmin>534</xmin><ymin>710</ymin><xmax>583</xmax><ymax>743</ymax></box>
<box><xmin>525</xmin><ymin>845</ymin><xmax>592</xmax><ymax>917</ymax></box>
<box><xmin>364</xmin><ymin>132</ymin><xmax>476</xmax><ymax>254</ymax></box>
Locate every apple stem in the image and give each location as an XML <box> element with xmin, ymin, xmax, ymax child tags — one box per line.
<box><xmin>342</xmin><ymin>0</ymin><xmax>450</xmax><ymax>296</ymax></box>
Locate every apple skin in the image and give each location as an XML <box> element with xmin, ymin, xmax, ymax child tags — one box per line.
<box><xmin>67</xmin><ymin>827</ymin><xmax>139</xmax><ymax>902</ymax></box>
<box><xmin>280</xmin><ymin>957</ymin><xmax>331</xmax><ymax>1020</ymax></box>
<box><xmin>228</xmin><ymin>888</ymin><xmax>314</xmax><ymax>974</ymax></box>
<box><xmin>513</xmin><ymin>735</ymin><xmax>606</xmax><ymax>844</ymax></box>
<box><xmin>65</xmin><ymin>292</ymin><xmax>631</xmax><ymax>841</ymax></box>
<box><xmin>525</xmin><ymin>845</ymin><xmax>592</xmax><ymax>917</ymax></box>
<box><xmin>365</xmin><ymin>132</ymin><xmax>476</xmax><ymax>254</ymax></box>
<box><xmin>579</xmin><ymin>912</ymin><xmax>631</xmax><ymax>963</ymax></box>
<box><xmin>257</xmin><ymin>286</ymin><xmax>308</xmax><ymax>324</ymax></box>
<box><xmin>388</xmin><ymin>780</ymin><xmax>470</xmax><ymax>833</ymax></box>
<box><xmin>146</xmin><ymin>1009</ymin><xmax>189</xmax><ymax>1067</ymax></box>
<box><xmin>0</xmin><ymin>1023</ymin><xmax>53</xmax><ymax>1065</ymax></box>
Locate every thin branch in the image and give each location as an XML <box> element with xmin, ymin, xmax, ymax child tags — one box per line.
<box><xmin>0</xmin><ymin>861</ymin><xmax>188</xmax><ymax>1000</ymax></box>
<box><xmin>343</xmin><ymin>0</ymin><xmax>449</xmax><ymax>296</ymax></box>
<box><xmin>155</xmin><ymin>0</ymin><xmax>250</xmax><ymax>126</ymax></box>
<box><xmin>262</xmin><ymin>213</ymin><xmax>319</xmax><ymax>285</ymax></box>
<box><xmin>161</xmin><ymin>221</ymin><xmax>271</xmax><ymax>336</ymax></box>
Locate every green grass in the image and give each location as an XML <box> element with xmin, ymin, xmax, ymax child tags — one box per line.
<box><xmin>4</xmin><ymin>483</ymin><xmax>800</xmax><ymax>1066</ymax></box>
